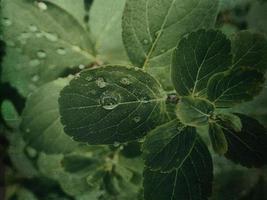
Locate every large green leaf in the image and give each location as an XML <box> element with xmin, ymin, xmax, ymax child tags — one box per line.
<box><xmin>143</xmin><ymin>136</ymin><xmax>213</xmax><ymax>200</ymax></box>
<box><xmin>231</xmin><ymin>31</ymin><xmax>267</xmax><ymax>72</ymax></box>
<box><xmin>171</xmin><ymin>29</ymin><xmax>232</xmax><ymax>96</ymax></box>
<box><xmin>207</xmin><ymin>68</ymin><xmax>265</xmax><ymax>108</ymax></box>
<box><xmin>21</xmin><ymin>78</ymin><xmax>78</xmax><ymax>154</ymax></box>
<box><xmin>218</xmin><ymin>113</ymin><xmax>267</xmax><ymax>167</ymax></box>
<box><xmin>176</xmin><ymin>96</ymin><xmax>215</xmax><ymax>127</ymax></box>
<box><xmin>122</xmin><ymin>0</ymin><xmax>219</xmax><ymax>88</ymax></box>
<box><xmin>59</xmin><ymin>65</ymin><xmax>167</xmax><ymax>145</ymax></box>
<box><xmin>1</xmin><ymin>0</ymin><xmax>95</xmax><ymax>96</ymax></box>
<box><xmin>143</xmin><ymin>119</ymin><xmax>197</xmax><ymax>172</ymax></box>
<box><xmin>89</xmin><ymin>0</ymin><xmax>128</xmax><ymax>64</ymax></box>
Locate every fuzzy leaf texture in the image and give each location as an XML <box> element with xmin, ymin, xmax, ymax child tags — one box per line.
<box><xmin>122</xmin><ymin>0</ymin><xmax>219</xmax><ymax>89</ymax></box>
<box><xmin>144</xmin><ymin>136</ymin><xmax>213</xmax><ymax>200</ymax></box>
<box><xmin>21</xmin><ymin>78</ymin><xmax>78</xmax><ymax>154</ymax></box>
<box><xmin>59</xmin><ymin>65</ymin><xmax>167</xmax><ymax>145</ymax></box>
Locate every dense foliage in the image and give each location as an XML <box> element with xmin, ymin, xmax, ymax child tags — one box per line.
<box><xmin>0</xmin><ymin>0</ymin><xmax>267</xmax><ymax>200</ymax></box>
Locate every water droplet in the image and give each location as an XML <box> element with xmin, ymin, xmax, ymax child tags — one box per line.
<box><xmin>100</xmin><ymin>92</ymin><xmax>120</xmax><ymax>110</ymax></box>
<box><xmin>29</xmin><ymin>24</ymin><xmax>38</xmax><ymax>32</ymax></box>
<box><xmin>25</xmin><ymin>128</ymin><xmax>30</xmax><ymax>133</ymax></box>
<box><xmin>29</xmin><ymin>59</ymin><xmax>41</xmax><ymax>67</ymax></box>
<box><xmin>96</xmin><ymin>77</ymin><xmax>107</xmax><ymax>88</ymax></box>
<box><xmin>57</xmin><ymin>47</ymin><xmax>66</xmax><ymax>55</ymax></box>
<box><xmin>45</xmin><ymin>32</ymin><xmax>58</xmax><ymax>42</ymax></box>
<box><xmin>20</xmin><ymin>32</ymin><xmax>31</xmax><ymax>39</ymax></box>
<box><xmin>2</xmin><ymin>18</ymin><xmax>12</xmax><ymax>26</ymax></box>
<box><xmin>37</xmin><ymin>2</ymin><xmax>47</xmax><ymax>10</ymax></box>
<box><xmin>120</xmin><ymin>77</ymin><xmax>131</xmax><ymax>85</ymax></box>
<box><xmin>133</xmin><ymin>116</ymin><xmax>141</xmax><ymax>123</ymax></box>
<box><xmin>160</xmin><ymin>49</ymin><xmax>166</xmax><ymax>53</ymax></box>
<box><xmin>140</xmin><ymin>96</ymin><xmax>149</xmax><ymax>103</ymax></box>
<box><xmin>36</xmin><ymin>50</ymin><xmax>46</xmax><ymax>58</ymax></box>
<box><xmin>26</xmin><ymin>147</ymin><xmax>37</xmax><ymax>158</ymax></box>
<box><xmin>31</xmin><ymin>75</ymin><xmax>40</xmax><ymax>82</ymax></box>
<box><xmin>143</xmin><ymin>39</ymin><xmax>149</xmax><ymax>45</ymax></box>
<box><xmin>72</xmin><ymin>46</ymin><xmax>81</xmax><ymax>52</ymax></box>
<box><xmin>35</xmin><ymin>32</ymin><xmax>43</xmax><ymax>38</ymax></box>
<box><xmin>85</xmin><ymin>75</ymin><xmax>93</xmax><ymax>82</ymax></box>
<box><xmin>113</xmin><ymin>141</ymin><xmax>120</xmax><ymax>147</ymax></box>
<box><xmin>79</xmin><ymin>64</ymin><xmax>85</xmax><ymax>69</ymax></box>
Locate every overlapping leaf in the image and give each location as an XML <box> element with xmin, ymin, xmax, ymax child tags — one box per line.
<box><xmin>144</xmin><ymin>136</ymin><xmax>213</xmax><ymax>200</ymax></box>
<box><xmin>171</xmin><ymin>29</ymin><xmax>232</xmax><ymax>96</ymax></box>
<box><xmin>59</xmin><ymin>65</ymin><xmax>167</xmax><ymax>145</ymax></box>
<box><xmin>123</xmin><ymin>0</ymin><xmax>219</xmax><ymax>88</ymax></box>
<box><xmin>217</xmin><ymin>113</ymin><xmax>267</xmax><ymax>167</ymax></box>
<box><xmin>21</xmin><ymin>78</ymin><xmax>78</xmax><ymax>154</ymax></box>
<box><xmin>1</xmin><ymin>0</ymin><xmax>95</xmax><ymax>96</ymax></box>
<box><xmin>207</xmin><ymin>68</ymin><xmax>265</xmax><ymax>108</ymax></box>
<box><xmin>209</xmin><ymin>122</ymin><xmax>228</xmax><ymax>155</ymax></box>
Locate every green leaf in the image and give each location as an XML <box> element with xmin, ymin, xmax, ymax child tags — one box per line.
<box><xmin>142</xmin><ymin>119</ymin><xmax>197</xmax><ymax>172</ymax></box>
<box><xmin>1</xmin><ymin>0</ymin><xmax>95</xmax><ymax>96</ymax></box>
<box><xmin>218</xmin><ymin>113</ymin><xmax>267</xmax><ymax>167</ymax></box>
<box><xmin>1</xmin><ymin>100</ymin><xmax>20</xmax><ymax>128</ymax></box>
<box><xmin>207</xmin><ymin>68</ymin><xmax>265</xmax><ymax>108</ymax></box>
<box><xmin>209</xmin><ymin>122</ymin><xmax>228</xmax><ymax>155</ymax></box>
<box><xmin>217</xmin><ymin>113</ymin><xmax>242</xmax><ymax>132</ymax></box>
<box><xmin>89</xmin><ymin>0</ymin><xmax>128</xmax><ymax>64</ymax></box>
<box><xmin>144</xmin><ymin>136</ymin><xmax>213</xmax><ymax>200</ymax></box>
<box><xmin>231</xmin><ymin>31</ymin><xmax>267</xmax><ymax>72</ymax></box>
<box><xmin>59</xmin><ymin>65</ymin><xmax>167</xmax><ymax>145</ymax></box>
<box><xmin>21</xmin><ymin>78</ymin><xmax>78</xmax><ymax>154</ymax></box>
<box><xmin>176</xmin><ymin>96</ymin><xmax>215</xmax><ymax>127</ymax></box>
<box><xmin>248</xmin><ymin>1</ymin><xmax>267</xmax><ymax>35</ymax></box>
<box><xmin>171</xmin><ymin>29</ymin><xmax>232</xmax><ymax>96</ymax></box>
<box><xmin>122</xmin><ymin>0</ymin><xmax>219</xmax><ymax>88</ymax></box>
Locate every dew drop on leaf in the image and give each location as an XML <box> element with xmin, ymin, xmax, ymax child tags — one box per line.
<box><xmin>36</xmin><ymin>50</ymin><xmax>46</xmax><ymax>59</ymax></box>
<box><xmin>100</xmin><ymin>92</ymin><xmax>120</xmax><ymax>110</ymax></box>
<box><xmin>143</xmin><ymin>39</ymin><xmax>149</xmax><ymax>45</ymax></box>
<box><xmin>45</xmin><ymin>32</ymin><xmax>58</xmax><ymax>42</ymax></box>
<box><xmin>25</xmin><ymin>128</ymin><xmax>30</xmax><ymax>133</ymax></box>
<box><xmin>31</xmin><ymin>75</ymin><xmax>40</xmax><ymax>82</ymax></box>
<box><xmin>29</xmin><ymin>25</ymin><xmax>38</xmax><ymax>32</ymax></box>
<box><xmin>96</xmin><ymin>77</ymin><xmax>107</xmax><ymax>88</ymax></box>
<box><xmin>85</xmin><ymin>75</ymin><xmax>93</xmax><ymax>82</ymax></box>
<box><xmin>79</xmin><ymin>64</ymin><xmax>85</xmax><ymax>69</ymax></box>
<box><xmin>133</xmin><ymin>116</ymin><xmax>141</xmax><ymax>123</ymax></box>
<box><xmin>120</xmin><ymin>77</ymin><xmax>131</xmax><ymax>85</ymax></box>
<box><xmin>29</xmin><ymin>59</ymin><xmax>41</xmax><ymax>67</ymax></box>
<box><xmin>56</xmin><ymin>48</ymin><xmax>66</xmax><ymax>55</ymax></box>
<box><xmin>37</xmin><ymin>2</ymin><xmax>47</xmax><ymax>11</ymax></box>
<box><xmin>35</xmin><ymin>32</ymin><xmax>43</xmax><ymax>38</ymax></box>
<box><xmin>113</xmin><ymin>141</ymin><xmax>120</xmax><ymax>147</ymax></box>
<box><xmin>72</xmin><ymin>46</ymin><xmax>82</xmax><ymax>52</ymax></box>
<box><xmin>160</xmin><ymin>49</ymin><xmax>166</xmax><ymax>53</ymax></box>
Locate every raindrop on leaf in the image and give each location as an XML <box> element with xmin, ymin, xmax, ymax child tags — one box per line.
<box><xmin>29</xmin><ymin>59</ymin><xmax>41</xmax><ymax>67</ymax></box>
<box><xmin>100</xmin><ymin>92</ymin><xmax>120</xmax><ymax>110</ymax></box>
<box><xmin>96</xmin><ymin>77</ymin><xmax>107</xmax><ymax>88</ymax></box>
<box><xmin>57</xmin><ymin>48</ymin><xmax>66</xmax><ymax>55</ymax></box>
<box><xmin>36</xmin><ymin>50</ymin><xmax>46</xmax><ymax>58</ymax></box>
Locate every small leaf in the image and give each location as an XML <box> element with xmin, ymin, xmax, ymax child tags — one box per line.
<box><xmin>171</xmin><ymin>29</ymin><xmax>232</xmax><ymax>96</ymax></box>
<box><xmin>176</xmin><ymin>96</ymin><xmax>215</xmax><ymax>127</ymax></box>
<box><xmin>218</xmin><ymin>113</ymin><xmax>267</xmax><ymax>168</ymax></box>
<box><xmin>231</xmin><ymin>31</ymin><xmax>267</xmax><ymax>72</ymax></box>
<box><xmin>21</xmin><ymin>78</ymin><xmax>78</xmax><ymax>154</ymax></box>
<box><xmin>207</xmin><ymin>68</ymin><xmax>265</xmax><ymax>108</ymax></box>
<box><xmin>209</xmin><ymin>122</ymin><xmax>228</xmax><ymax>155</ymax></box>
<box><xmin>217</xmin><ymin>113</ymin><xmax>242</xmax><ymax>132</ymax></box>
<box><xmin>142</xmin><ymin>119</ymin><xmax>196</xmax><ymax>172</ymax></box>
<box><xmin>59</xmin><ymin>65</ymin><xmax>167</xmax><ymax>145</ymax></box>
<box><xmin>1</xmin><ymin>100</ymin><xmax>20</xmax><ymax>128</ymax></box>
<box><xmin>122</xmin><ymin>0</ymin><xmax>219</xmax><ymax>88</ymax></box>
<box><xmin>1</xmin><ymin>0</ymin><xmax>95</xmax><ymax>96</ymax></box>
<box><xmin>144</xmin><ymin>136</ymin><xmax>213</xmax><ymax>200</ymax></box>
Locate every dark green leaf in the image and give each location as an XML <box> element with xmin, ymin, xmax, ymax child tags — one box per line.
<box><xmin>171</xmin><ymin>29</ymin><xmax>232</xmax><ymax>96</ymax></box>
<box><xmin>176</xmin><ymin>96</ymin><xmax>215</xmax><ymax>127</ymax></box>
<box><xmin>21</xmin><ymin>78</ymin><xmax>78</xmax><ymax>154</ymax></box>
<box><xmin>59</xmin><ymin>65</ymin><xmax>167</xmax><ymax>145</ymax></box>
<box><xmin>1</xmin><ymin>100</ymin><xmax>20</xmax><ymax>128</ymax></box>
<box><xmin>218</xmin><ymin>113</ymin><xmax>267</xmax><ymax>167</ymax></box>
<box><xmin>144</xmin><ymin>136</ymin><xmax>213</xmax><ymax>200</ymax></box>
<box><xmin>1</xmin><ymin>0</ymin><xmax>95</xmax><ymax>96</ymax></box>
<box><xmin>207</xmin><ymin>68</ymin><xmax>265</xmax><ymax>108</ymax></box>
<box><xmin>209</xmin><ymin>122</ymin><xmax>228</xmax><ymax>155</ymax></box>
<box><xmin>143</xmin><ymin>119</ymin><xmax>196</xmax><ymax>172</ymax></box>
<box><xmin>122</xmin><ymin>0</ymin><xmax>219</xmax><ymax>88</ymax></box>
<box><xmin>231</xmin><ymin>31</ymin><xmax>267</xmax><ymax>72</ymax></box>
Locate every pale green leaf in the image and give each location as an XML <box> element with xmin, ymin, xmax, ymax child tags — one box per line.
<box><xmin>144</xmin><ymin>136</ymin><xmax>213</xmax><ymax>200</ymax></box>
<box><xmin>171</xmin><ymin>29</ymin><xmax>232</xmax><ymax>96</ymax></box>
<box><xmin>209</xmin><ymin>122</ymin><xmax>228</xmax><ymax>155</ymax></box>
<box><xmin>207</xmin><ymin>68</ymin><xmax>265</xmax><ymax>108</ymax></box>
<box><xmin>218</xmin><ymin>113</ymin><xmax>267</xmax><ymax>167</ymax></box>
<box><xmin>143</xmin><ymin>119</ymin><xmax>197</xmax><ymax>172</ymax></box>
<box><xmin>217</xmin><ymin>113</ymin><xmax>242</xmax><ymax>132</ymax></box>
<box><xmin>1</xmin><ymin>0</ymin><xmax>95</xmax><ymax>96</ymax></box>
<box><xmin>59</xmin><ymin>65</ymin><xmax>167</xmax><ymax>145</ymax></box>
<box><xmin>21</xmin><ymin>78</ymin><xmax>78</xmax><ymax>154</ymax></box>
<box><xmin>231</xmin><ymin>31</ymin><xmax>267</xmax><ymax>72</ymax></box>
<box><xmin>176</xmin><ymin>96</ymin><xmax>215</xmax><ymax>127</ymax></box>
<box><xmin>1</xmin><ymin>100</ymin><xmax>20</xmax><ymax>128</ymax></box>
<box><xmin>89</xmin><ymin>0</ymin><xmax>128</xmax><ymax>64</ymax></box>
<box><xmin>122</xmin><ymin>0</ymin><xmax>219</xmax><ymax>88</ymax></box>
